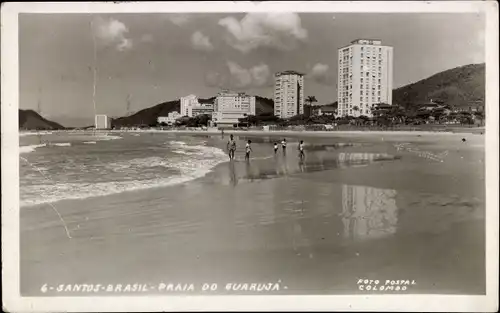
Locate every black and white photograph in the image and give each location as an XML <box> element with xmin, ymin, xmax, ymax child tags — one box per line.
<box><xmin>2</xmin><ymin>1</ymin><xmax>498</xmax><ymax>312</ymax></box>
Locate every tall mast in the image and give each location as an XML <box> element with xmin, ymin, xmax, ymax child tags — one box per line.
<box><xmin>91</xmin><ymin>17</ymin><xmax>97</xmax><ymax>132</ymax></box>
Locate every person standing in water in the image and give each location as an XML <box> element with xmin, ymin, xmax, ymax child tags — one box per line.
<box><xmin>298</xmin><ymin>140</ymin><xmax>305</xmax><ymax>160</ymax></box>
<box><xmin>227</xmin><ymin>134</ymin><xmax>236</xmax><ymax>160</ymax></box>
<box><xmin>245</xmin><ymin>140</ymin><xmax>252</xmax><ymax>161</ymax></box>
<box><xmin>281</xmin><ymin>138</ymin><xmax>287</xmax><ymax>154</ymax></box>
<box><xmin>274</xmin><ymin>142</ymin><xmax>279</xmax><ymax>154</ymax></box>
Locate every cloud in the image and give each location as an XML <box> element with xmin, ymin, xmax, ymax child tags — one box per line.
<box><xmin>205</xmin><ymin>62</ymin><xmax>271</xmax><ymax>89</ymax></box>
<box><xmin>168</xmin><ymin>14</ymin><xmax>191</xmax><ymax>26</ymax></box>
<box><xmin>191</xmin><ymin>31</ymin><xmax>214</xmax><ymax>52</ymax></box>
<box><xmin>218</xmin><ymin>13</ymin><xmax>308</xmax><ymax>53</ymax></box>
<box><xmin>141</xmin><ymin>34</ymin><xmax>154</xmax><ymax>43</ymax></box>
<box><xmin>308</xmin><ymin>63</ymin><xmax>334</xmax><ymax>85</ymax></box>
<box><xmin>226</xmin><ymin>61</ymin><xmax>271</xmax><ymax>88</ymax></box>
<box><xmin>204</xmin><ymin>71</ymin><xmax>227</xmax><ymax>88</ymax></box>
<box><xmin>249</xmin><ymin>64</ymin><xmax>271</xmax><ymax>86</ymax></box>
<box><xmin>94</xmin><ymin>18</ymin><xmax>133</xmax><ymax>51</ymax></box>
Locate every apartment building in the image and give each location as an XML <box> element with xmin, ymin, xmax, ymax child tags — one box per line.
<box><xmin>158</xmin><ymin>111</ymin><xmax>182</xmax><ymax>125</ymax></box>
<box><xmin>180</xmin><ymin>94</ymin><xmax>214</xmax><ymax>118</ymax></box>
<box><xmin>337</xmin><ymin>39</ymin><xmax>393</xmax><ymax>117</ymax></box>
<box><xmin>95</xmin><ymin>114</ymin><xmax>112</xmax><ymax>129</ymax></box>
<box><xmin>274</xmin><ymin>71</ymin><xmax>305</xmax><ymax>118</ymax></box>
<box><xmin>212</xmin><ymin>90</ymin><xmax>256</xmax><ymax>127</ymax></box>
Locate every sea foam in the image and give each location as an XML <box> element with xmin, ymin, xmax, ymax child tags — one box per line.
<box><xmin>20</xmin><ymin>144</ymin><xmax>47</xmax><ymax>154</ymax></box>
<box><xmin>20</xmin><ymin>141</ymin><xmax>227</xmax><ymax>207</ymax></box>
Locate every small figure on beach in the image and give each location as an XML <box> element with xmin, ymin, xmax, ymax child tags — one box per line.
<box><xmin>298</xmin><ymin>140</ymin><xmax>305</xmax><ymax>160</ymax></box>
<box><xmin>281</xmin><ymin>138</ymin><xmax>287</xmax><ymax>153</ymax></box>
<box><xmin>462</xmin><ymin>138</ymin><xmax>467</xmax><ymax>142</ymax></box>
<box><xmin>227</xmin><ymin>134</ymin><xmax>236</xmax><ymax>160</ymax></box>
<box><xmin>274</xmin><ymin>142</ymin><xmax>278</xmax><ymax>154</ymax></box>
<box><xmin>245</xmin><ymin>140</ymin><xmax>252</xmax><ymax>161</ymax></box>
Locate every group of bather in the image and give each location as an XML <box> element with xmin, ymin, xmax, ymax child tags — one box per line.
<box><xmin>226</xmin><ymin>135</ymin><xmax>304</xmax><ymax>161</ymax></box>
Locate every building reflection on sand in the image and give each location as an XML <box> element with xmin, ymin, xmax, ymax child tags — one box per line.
<box><xmin>224</xmin><ymin>151</ymin><xmax>400</xmax><ymax>185</ymax></box>
<box><xmin>221</xmin><ymin>153</ymin><xmax>400</xmax><ymax>253</ymax></box>
<box><xmin>340</xmin><ymin>184</ymin><xmax>398</xmax><ymax>240</ymax></box>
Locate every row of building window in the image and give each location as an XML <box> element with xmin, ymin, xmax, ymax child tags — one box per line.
<box><xmin>361</xmin><ymin>47</ymin><xmax>383</xmax><ymax>52</ymax></box>
<box><xmin>339</xmin><ymin>95</ymin><xmax>381</xmax><ymax>103</ymax></box>
<box><xmin>360</xmin><ymin>90</ymin><xmax>381</xmax><ymax>96</ymax></box>
<box><xmin>360</xmin><ymin>53</ymin><xmax>382</xmax><ymax>58</ymax></box>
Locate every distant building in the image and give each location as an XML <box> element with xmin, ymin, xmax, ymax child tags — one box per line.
<box><xmin>180</xmin><ymin>94</ymin><xmax>214</xmax><ymax>118</ymax></box>
<box><xmin>316</xmin><ymin>105</ymin><xmax>337</xmax><ymax>116</ymax></box>
<box><xmin>95</xmin><ymin>114</ymin><xmax>112</xmax><ymax>129</ymax></box>
<box><xmin>274</xmin><ymin>71</ymin><xmax>305</xmax><ymax>119</ymax></box>
<box><xmin>337</xmin><ymin>39</ymin><xmax>394</xmax><ymax>117</ymax></box>
<box><xmin>158</xmin><ymin>111</ymin><xmax>182</xmax><ymax>125</ymax></box>
<box><xmin>212</xmin><ymin>90</ymin><xmax>256</xmax><ymax>127</ymax></box>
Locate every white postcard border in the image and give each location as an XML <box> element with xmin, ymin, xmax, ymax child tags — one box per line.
<box><xmin>2</xmin><ymin>1</ymin><xmax>498</xmax><ymax>312</ymax></box>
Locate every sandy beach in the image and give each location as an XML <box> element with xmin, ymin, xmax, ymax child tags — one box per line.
<box><xmin>20</xmin><ymin>131</ymin><xmax>485</xmax><ymax>296</ymax></box>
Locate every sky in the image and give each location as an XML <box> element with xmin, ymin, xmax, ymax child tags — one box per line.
<box><xmin>19</xmin><ymin>12</ymin><xmax>485</xmax><ymax>126</ymax></box>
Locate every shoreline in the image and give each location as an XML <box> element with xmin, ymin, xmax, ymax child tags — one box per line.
<box><xmin>20</xmin><ymin>128</ymin><xmax>486</xmax><ymax>138</ymax></box>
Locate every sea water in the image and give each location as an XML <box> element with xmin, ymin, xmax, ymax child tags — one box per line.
<box><xmin>19</xmin><ymin>132</ymin><xmax>227</xmax><ymax>207</ymax></box>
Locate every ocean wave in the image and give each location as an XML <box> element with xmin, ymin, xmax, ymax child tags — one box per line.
<box><xmin>19</xmin><ymin>131</ymin><xmax>53</xmax><ymax>137</ymax></box>
<box><xmin>172</xmin><ymin>149</ymin><xmax>191</xmax><ymax>155</ymax></box>
<box><xmin>94</xmin><ymin>134</ymin><xmax>123</xmax><ymax>141</ymax></box>
<box><xmin>83</xmin><ymin>141</ymin><xmax>97</xmax><ymax>144</ymax></box>
<box><xmin>106</xmin><ymin>156</ymin><xmax>173</xmax><ymax>171</ymax></box>
<box><xmin>20</xmin><ymin>144</ymin><xmax>47</xmax><ymax>154</ymax></box>
<box><xmin>168</xmin><ymin>140</ymin><xmax>187</xmax><ymax>146</ymax></box>
<box><xmin>21</xmin><ymin>144</ymin><xmax>228</xmax><ymax>207</ymax></box>
<box><xmin>21</xmin><ymin>176</ymin><xmax>195</xmax><ymax>207</ymax></box>
<box><xmin>54</xmin><ymin>143</ymin><xmax>71</xmax><ymax>147</ymax></box>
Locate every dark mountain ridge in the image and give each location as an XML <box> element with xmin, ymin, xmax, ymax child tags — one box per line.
<box><xmin>392</xmin><ymin>63</ymin><xmax>485</xmax><ymax>109</ymax></box>
<box><xmin>19</xmin><ymin>109</ymin><xmax>65</xmax><ymax>130</ymax></box>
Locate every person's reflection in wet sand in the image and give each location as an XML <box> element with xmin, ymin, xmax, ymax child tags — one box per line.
<box><xmin>245</xmin><ymin>160</ymin><xmax>254</xmax><ymax>182</ymax></box>
<box><xmin>298</xmin><ymin>159</ymin><xmax>305</xmax><ymax>173</ymax></box>
<box><xmin>281</xmin><ymin>151</ymin><xmax>289</xmax><ymax>176</ymax></box>
<box><xmin>229</xmin><ymin>161</ymin><xmax>238</xmax><ymax>186</ymax></box>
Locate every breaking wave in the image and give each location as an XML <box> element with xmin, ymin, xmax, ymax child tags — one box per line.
<box><xmin>94</xmin><ymin>134</ymin><xmax>123</xmax><ymax>141</ymax></box>
<box><xmin>19</xmin><ymin>131</ymin><xmax>53</xmax><ymax>137</ymax></box>
<box><xmin>20</xmin><ymin>144</ymin><xmax>47</xmax><ymax>154</ymax></box>
<box><xmin>20</xmin><ymin>141</ymin><xmax>228</xmax><ymax>207</ymax></box>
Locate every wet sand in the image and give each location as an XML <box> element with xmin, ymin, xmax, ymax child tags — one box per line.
<box><xmin>20</xmin><ymin>132</ymin><xmax>485</xmax><ymax>295</ymax></box>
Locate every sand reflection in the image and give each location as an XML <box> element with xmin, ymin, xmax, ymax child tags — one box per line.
<box><xmin>340</xmin><ymin>184</ymin><xmax>398</xmax><ymax>240</ymax></box>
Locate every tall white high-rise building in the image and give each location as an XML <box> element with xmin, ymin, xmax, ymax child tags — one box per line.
<box><xmin>274</xmin><ymin>71</ymin><xmax>304</xmax><ymax>118</ymax></box>
<box><xmin>337</xmin><ymin>39</ymin><xmax>393</xmax><ymax>117</ymax></box>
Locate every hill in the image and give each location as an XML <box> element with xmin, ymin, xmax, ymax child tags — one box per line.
<box><xmin>393</xmin><ymin>63</ymin><xmax>485</xmax><ymax>109</ymax></box>
<box><xmin>112</xmin><ymin>99</ymin><xmax>182</xmax><ymax>127</ymax></box>
<box><xmin>112</xmin><ymin>95</ymin><xmax>275</xmax><ymax>127</ymax></box>
<box><xmin>19</xmin><ymin>109</ymin><xmax>65</xmax><ymax>130</ymax></box>
<box><xmin>255</xmin><ymin>96</ymin><xmax>274</xmax><ymax>114</ymax></box>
